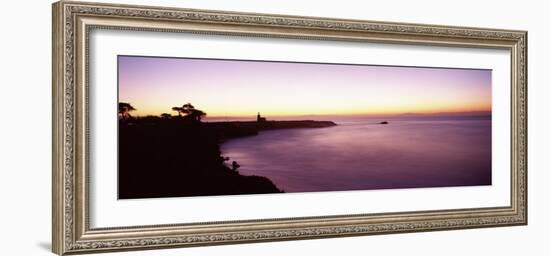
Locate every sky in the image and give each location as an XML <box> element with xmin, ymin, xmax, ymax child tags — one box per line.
<box><xmin>118</xmin><ymin>55</ymin><xmax>492</xmax><ymax>118</ymax></box>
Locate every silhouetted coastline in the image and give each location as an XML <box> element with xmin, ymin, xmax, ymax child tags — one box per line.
<box><xmin>207</xmin><ymin>120</ymin><xmax>337</xmax><ymax>139</ymax></box>
<box><xmin>118</xmin><ymin>115</ymin><xmax>336</xmax><ymax>199</ymax></box>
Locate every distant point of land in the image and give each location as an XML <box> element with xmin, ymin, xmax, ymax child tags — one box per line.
<box><xmin>118</xmin><ymin>104</ymin><xmax>336</xmax><ymax>199</ymax></box>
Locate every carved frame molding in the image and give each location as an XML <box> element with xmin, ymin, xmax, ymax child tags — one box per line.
<box><xmin>52</xmin><ymin>1</ymin><xmax>527</xmax><ymax>255</ymax></box>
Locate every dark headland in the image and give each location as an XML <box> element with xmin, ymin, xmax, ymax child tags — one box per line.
<box><xmin>207</xmin><ymin>119</ymin><xmax>337</xmax><ymax>139</ymax></box>
<box><xmin>118</xmin><ymin>109</ymin><xmax>336</xmax><ymax>199</ymax></box>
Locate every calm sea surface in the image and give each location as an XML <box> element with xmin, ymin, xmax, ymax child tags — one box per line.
<box><xmin>220</xmin><ymin>116</ymin><xmax>492</xmax><ymax>193</ymax></box>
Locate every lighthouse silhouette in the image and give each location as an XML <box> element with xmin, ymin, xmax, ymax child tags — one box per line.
<box><xmin>257</xmin><ymin>112</ymin><xmax>266</xmax><ymax>122</ymax></box>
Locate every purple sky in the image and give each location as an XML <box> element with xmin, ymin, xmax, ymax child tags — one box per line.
<box><xmin>118</xmin><ymin>56</ymin><xmax>491</xmax><ymax>118</ymax></box>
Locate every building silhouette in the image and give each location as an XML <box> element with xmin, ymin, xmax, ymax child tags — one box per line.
<box><xmin>257</xmin><ymin>112</ymin><xmax>266</xmax><ymax>122</ymax></box>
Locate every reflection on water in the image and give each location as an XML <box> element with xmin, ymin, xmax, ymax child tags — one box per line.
<box><xmin>220</xmin><ymin>116</ymin><xmax>491</xmax><ymax>193</ymax></box>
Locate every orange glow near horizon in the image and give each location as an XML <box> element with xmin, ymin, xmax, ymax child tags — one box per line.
<box><xmin>129</xmin><ymin>101</ymin><xmax>491</xmax><ymax>118</ymax></box>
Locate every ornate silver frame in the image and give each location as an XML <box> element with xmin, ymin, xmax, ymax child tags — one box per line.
<box><xmin>52</xmin><ymin>1</ymin><xmax>527</xmax><ymax>255</ymax></box>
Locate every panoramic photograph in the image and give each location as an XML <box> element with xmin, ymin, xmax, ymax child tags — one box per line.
<box><xmin>117</xmin><ymin>55</ymin><xmax>492</xmax><ymax>199</ymax></box>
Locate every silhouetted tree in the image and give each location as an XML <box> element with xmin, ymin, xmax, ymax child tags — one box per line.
<box><xmin>188</xmin><ymin>109</ymin><xmax>207</xmax><ymax>122</ymax></box>
<box><xmin>182</xmin><ymin>103</ymin><xmax>195</xmax><ymax>110</ymax></box>
<box><xmin>171</xmin><ymin>107</ymin><xmax>186</xmax><ymax>116</ymax></box>
<box><xmin>160</xmin><ymin>113</ymin><xmax>172</xmax><ymax>119</ymax></box>
<box><xmin>119</xmin><ymin>102</ymin><xmax>136</xmax><ymax>119</ymax></box>
<box><xmin>172</xmin><ymin>103</ymin><xmax>207</xmax><ymax>122</ymax></box>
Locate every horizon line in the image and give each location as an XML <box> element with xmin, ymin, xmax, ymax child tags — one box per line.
<box><xmin>130</xmin><ymin>110</ymin><xmax>492</xmax><ymax>119</ymax></box>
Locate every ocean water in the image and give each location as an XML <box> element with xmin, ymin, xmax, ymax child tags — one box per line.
<box><xmin>220</xmin><ymin>116</ymin><xmax>492</xmax><ymax>193</ymax></box>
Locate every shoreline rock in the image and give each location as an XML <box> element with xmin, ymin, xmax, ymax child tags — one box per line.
<box><xmin>118</xmin><ymin>118</ymin><xmax>335</xmax><ymax>199</ymax></box>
